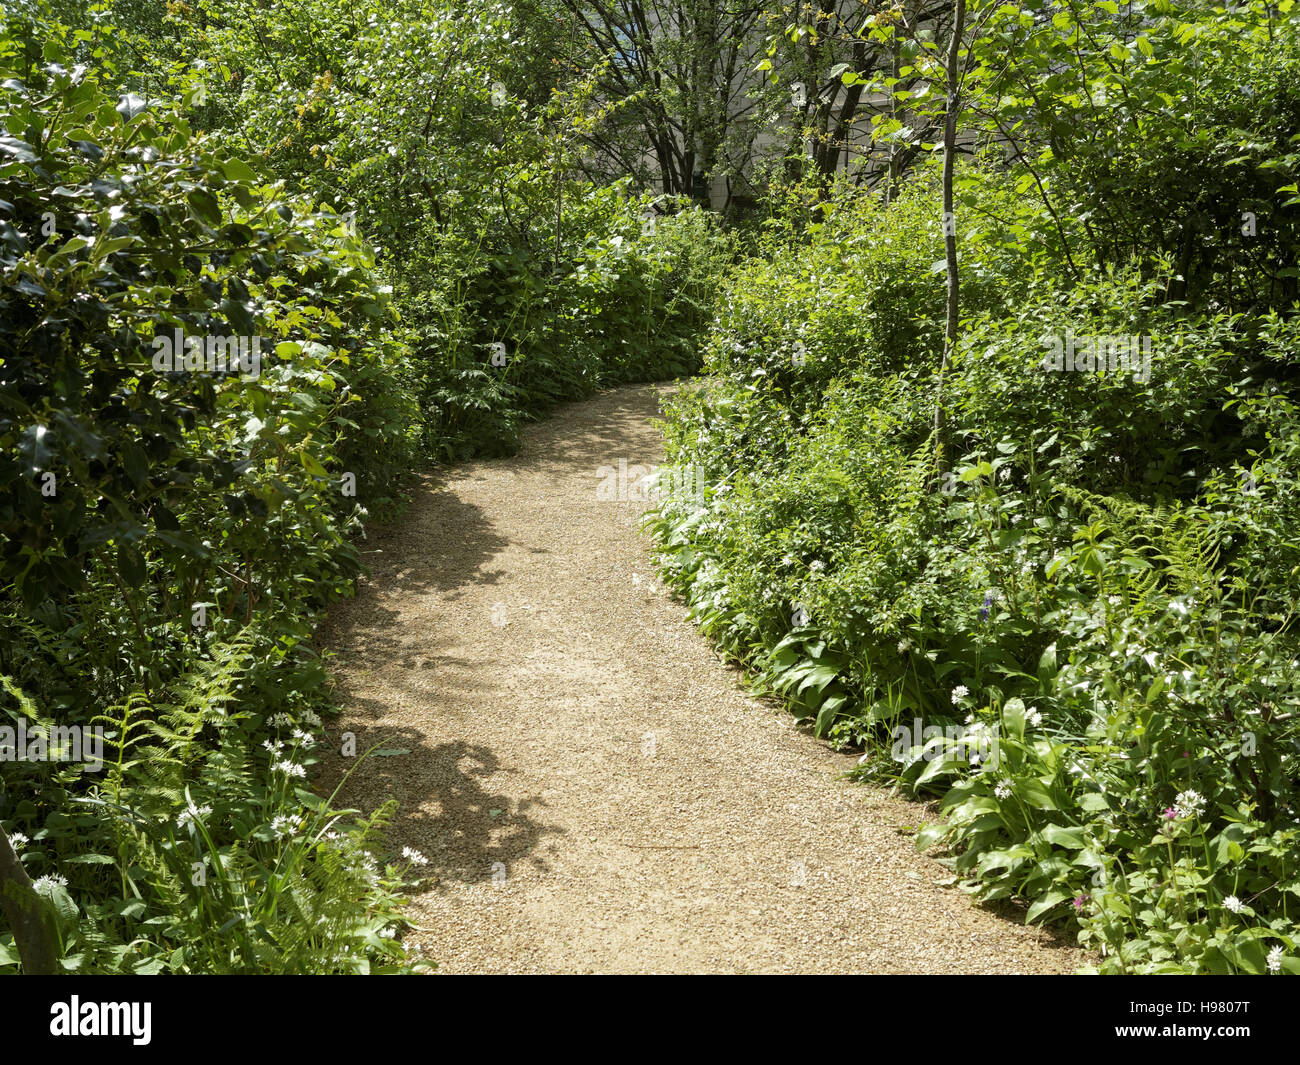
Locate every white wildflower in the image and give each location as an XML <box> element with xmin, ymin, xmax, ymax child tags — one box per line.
<box><xmin>1027</xmin><ymin>707</ymin><xmax>1043</xmax><ymax>728</ymax></box>
<box><xmin>6</xmin><ymin>831</ymin><xmax>29</xmax><ymax>851</ymax></box>
<box><xmin>994</xmin><ymin>782</ymin><xmax>1012</xmax><ymax>799</ymax></box>
<box><xmin>300</xmin><ymin>710</ymin><xmax>323</xmax><ymax>728</ymax></box>
<box><xmin>1267</xmin><ymin>945</ymin><xmax>1284</xmax><ymax>973</ymax></box>
<box><xmin>271</xmin><ymin>814</ymin><xmax>303</xmax><ymax>839</ymax></box>
<box><xmin>1224</xmin><ymin>895</ymin><xmax>1242</xmax><ymax>914</ymax></box>
<box><xmin>177</xmin><ymin>804</ymin><xmax>212</xmax><ymax>830</ymax></box>
<box><xmin>951</xmin><ymin>685</ymin><xmax>970</xmax><ymax>705</ymax></box>
<box><xmin>275</xmin><ymin>759</ymin><xmax>307</xmax><ymax>778</ymax></box>
<box><xmin>897</xmin><ymin>638</ymin><xmax>912</xmax><ymax>654</ymax></box>
<box><xmin>292</xmin><ymin>728</ymin><xmax>316</xmax><ymax>748</ymax></box>
<box><xmin>401</xmin><ymin>846</ymin><xmax>429</xmax><ymax>866</ymax></box>
<box><xmin>32</xmin><ymin>873</ymin><xmax>67</xmax><ymax>894</ymax></box>
<box><xmin>1175</xmin><ymin>789</ymin><xmax>1206</xmax><ymax>819</ymax></box>
<box><xmin>268</xmin><ymin>713</ymin><xmax>293</xmax><ymax>728</ymax></box>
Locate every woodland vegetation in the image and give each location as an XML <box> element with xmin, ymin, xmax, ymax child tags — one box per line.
<box><xmin>2</xmin><ymin>0</ymin><xmax>1298</xmax><ymax>975</ymax></box>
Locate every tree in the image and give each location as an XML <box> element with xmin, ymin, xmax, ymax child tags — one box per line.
<box><xmin>0</xmin><ymin>824</ymin><xmax>58</xmax><ymax>975</ymax></box>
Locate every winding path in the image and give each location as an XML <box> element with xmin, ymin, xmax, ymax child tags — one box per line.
<box><xmin>317</xmin><ymin>383</ymin><xmax>1085</xmax><ymax>974</ymax></box>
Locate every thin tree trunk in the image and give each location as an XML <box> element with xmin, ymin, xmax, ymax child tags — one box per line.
<box><xmin>0</xmin><ymin>823</ymin><xmax>60</xmax><ymax>975</ymax></box>
<box><xmin>934</xmin><ymin>0</ymin><xmax>966</xmax><ymax>480</ymax></box>
<box><xmin>554</xmin><ymin>158</ymin><xmax>563</xmax><ymax>276</ymax></box>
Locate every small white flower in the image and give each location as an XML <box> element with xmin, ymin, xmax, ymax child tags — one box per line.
<box><xmin>275</xmin><ymin>759</ymin><xmax>307</xmax><ymax>778</ymax></box>
<box><xmin>809</xmin><ymin>560</ymin><xmax>825</xmax><ymax>572</ymax></box>
<box><xmin>262</xmin><ymin>739</ymin><xmax>283</xmax><ymax>754</ymax></box>
<box><xmin>32</xmin><ymin>874</ymin><xmax>67</xmax><ymax>893</ymax></box>
<box><xmin>1027</xmin><ymin>707</ymin><xmax>1043</xmax><ymax>728</ymax></box>
<box><xmin>270</xmin><ymin>813</ymin><xmax>303</xmax><ymax>839</ymax></box>
<box><xmin>995</xmin><ymin>782</ymin><xmax>1012</xmax><ymax>799</ymax></box>
<box><xmin>401</xmin><ymin>846</ymin><xmax>429</xmax><ymax>866</ymax></box>
<box><xmin>7</xmin><ymin>831</ymin><xmax>29</xmax><ymax>850</ymax></box>
<box><xmin>964</xmin><ymin>713</ymin><xmax>974</xmax><ymax>725</ymax></box>
<box><xmin>1267</xmin><ymin>945</ymin><xmax>1284</xmax><ymax>973</ymax></box>
<box><xmin>951</xmin><ymin>685</ymin><xmax>970</xmax><ymax>705</ymax></box>
<box><xmin>268</xmin><ymin>713</ymin><xmax>293</xmax><ymax>728</ymax></box>
<box><xmin>177</xmin><ymin>804</ymin><xmax>212</xmax><ymax>830</ymax></box>
<box><xmin>292</xmin><ymin>728</ymin><xmax>316</xmax><ymax>748</ymax></box>
<box><xmin>1224</xmin><ymin>895</ymin><xmax>1242</xmax><ymax>913</ymax></box>
<box><xmin>897</xmin><ymin>638</ymin><xmax>912</xmax><ymax>654</ymax></box>
<box><xmin>1175</xmin><ymin>789</ymin><xmax>1206</xmax><ymax>819</ymax></box>
<box><xmin>301</xmin><ymin>710</ymin><xmax>323</xmax><ymax>728</ymax></box>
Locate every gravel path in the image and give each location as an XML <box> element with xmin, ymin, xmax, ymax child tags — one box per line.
<box><xmin>317</xmin><ymin>383</ymin><xmax>1086</xmax><ymax>974</ymax></box>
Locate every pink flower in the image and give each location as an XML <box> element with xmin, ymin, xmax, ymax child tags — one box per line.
<box><xmin>1163</xmin><ymin>807</ymin><xmax>1179</xmax><ymax>820</ymax></box>
<box><xmin>1073</xmin><ymin>895</ymin><xmax>1088</xmax><ymax>910</ymax></box>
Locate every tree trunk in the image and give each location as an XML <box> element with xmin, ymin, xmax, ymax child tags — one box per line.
<box><xmin>934</xmin><ymin>0</ymin><xmax>966</xmax><ymax>480</ymax></box>
<box><xmin>0</xmin><ymin>823</ymin><xmax>60</xmax><ymax>975</ymax></box>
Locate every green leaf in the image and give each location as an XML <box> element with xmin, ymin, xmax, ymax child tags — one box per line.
<box><xmin>299</xmin><ymin>450</ymin><xmax>327</xmax><ymax>478</ymax></box>
<box><xmin>1002</xmin><ymin>697</ymin><xmax>1026</xmax><ymax>742</ymax></box>
<box><xmin>117</xmin><ymin>543</ymin><xmax>146</xmax><ymax>586</ymax></box>
<box><xmin>1041</xmin><ymin>824</ymin><xmax>1085</xmax><ymax>849</ymax></box>
<box><xmin>1026</xmin><ymin>889</ymin><xmax>1070</xmax><ymax>923</ymax></box>
<box><xmin>1018</xmin><ymin>778</ymin><xmax>1058</xmax><ymax>810</ymax></box>
<box><xmin>220</xmin><ymin>158</ymin><xmax>257</xmax><ymax>182</ymax></box>
<box><xmin>915</xmin><ymin>822</ymin><xmax>946</xmax><ymax>852</ymax></box>
<box><xmin>1037</xmin><ymin>643</ymin><xmax>1057</xmax><ymax>686</ymax></box>
<box><xmin>187</xmin><ymin>188</ymin><xmax>222</xmax><ymax>226</ymax></box>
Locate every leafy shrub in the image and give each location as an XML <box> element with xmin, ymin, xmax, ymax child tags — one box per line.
<box><xmin>0</xmin><ymin>11</ymin><xmax>423</xmax><ymax>972</ymax></box>
<box><xmin>649</xmin><ymin>165</ymin><xmax>1300</xmax><ymax>974</ymax></box>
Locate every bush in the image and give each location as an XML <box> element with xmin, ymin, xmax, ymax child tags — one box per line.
<box><xmin>0</xmin><ymin>12</ymin><xmax>423</xmax><ymax>972</ymax></box>
<box><xmin>649</xmin><ymin>167</ymin><xmax>1300</xmax><ymax>974</ymax></box>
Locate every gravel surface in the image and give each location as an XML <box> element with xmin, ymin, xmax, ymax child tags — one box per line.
<box><xmin>317</xmin><ymin>383</ymin><xmax>1087</xmax><ymax>974</ymax></box>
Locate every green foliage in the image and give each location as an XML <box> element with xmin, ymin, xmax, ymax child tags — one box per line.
<box><xmin>0</xmin><ymin>7</ymin><xmax>425</xmax><ymax>972</ymax></box>
<box><xmin>651</xmin><ymin>133</ymin><xmax>1300</xmax><ymax>973</ymax></box>
<box><xmin>1</xmin><ymin>646</ymin><xmax>428</xmax><ymax>974</ymax></box>
<box><xmin>124</xmin><ymin>0</ymin><xmax>738</xmax><ymax>460</ymax></box>
<box><xmin>0</xmin><ymin>0</ymin><xmax>732</xmax><ymax>973</ymax></box>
